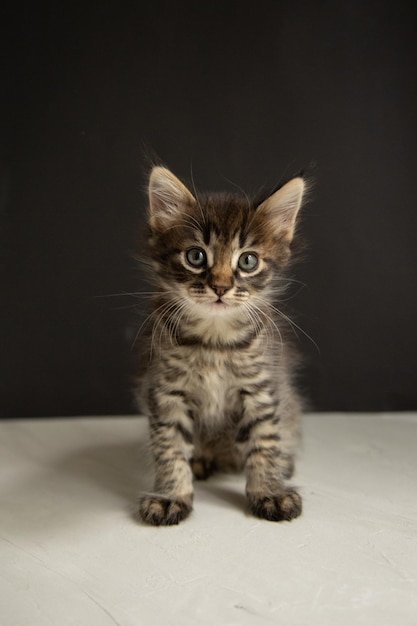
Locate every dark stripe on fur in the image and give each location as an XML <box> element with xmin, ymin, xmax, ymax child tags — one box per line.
<box><xmin>235</xmin><ymin>412</ymin><xmax>277</xmax><ymax>443</ymax></box>
<box><xmin>168</xmin><ymin>389</ymin><xmax>186</xmax><ymax>397</ymax></box>
<box><xmin>175</xmin><ymin>421</ymin><xmax>193</xmax><ymax>444</ymax></box>
<box><xmin>177</xmin><ymin>332</ymin><xmax>257</xmax><ymax>350</ymax></box>
<box><xmin>244</xmin><ymin>445</ymin><xmax>281</xmax><ymax>464</ymax></box>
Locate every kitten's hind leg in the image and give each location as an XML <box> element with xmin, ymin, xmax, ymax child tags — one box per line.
<box><xmin>191</xmin><ymin>436</ymin><xmax>241</xmax><ymax>479</ymax></box>
<box><xmin>190</xmin><ymin>440</ymin><xmax>217</xmax><ymax>480</ymax></box>
<box><xmin>191</xmin><ymin>456</ymin><xmax>216</xmax><ymax>480</ymax></box>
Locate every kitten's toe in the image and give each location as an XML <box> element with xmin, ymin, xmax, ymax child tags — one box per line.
<box><xmin>138</xmin><ymin>494</ymin><xmax>193</xmax><ymax>526</ymax></box>
<box><xmin>191</xmin><ymin>457</ymin><xmax>215</xmax><ymax>480</ymax></box>
<box><xmin>247</xmin><ymin>488</ymin><xmax>302</xmax><ymax>522</ymax></box>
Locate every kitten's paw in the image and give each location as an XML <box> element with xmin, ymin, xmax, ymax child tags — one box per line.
<box><xmin>138</xmin><ymin>494</ymin><xmax>193</xmax><ymax>526</ymax></box>
<box><xmin>191</xmin><ymin>457</ymin><xmax>215</xmax><ymax>480</ymax></box>
<box><xmin>247</xmin><ymin>488</ymin><xmax>302</xmax><ymax>522</ymax></box>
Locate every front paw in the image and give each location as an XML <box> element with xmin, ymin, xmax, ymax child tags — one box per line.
<box><xmin>138</xmin><ymin>494</ymin><xmax>193</xmax><ymax>526</ymax></box>
<box><xmin>247</xmin><ymin>488</ymin><xmax>302</xmax><ymax>522</ymax></box>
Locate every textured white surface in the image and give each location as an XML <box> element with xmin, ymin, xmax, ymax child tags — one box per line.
<box><xmin>1</xmin><ymin>413</ymin><xmax>416</xmax><ymax>625</ymax></box>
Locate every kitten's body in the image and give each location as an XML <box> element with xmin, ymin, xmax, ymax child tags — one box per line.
<box><xmin>137</xmin><ymin>167</ymin><xmax>306</xmax><ymax>525</ymax></box>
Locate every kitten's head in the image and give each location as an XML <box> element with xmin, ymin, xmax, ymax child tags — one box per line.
<box><xmin>147</xmin><ymin>166</ymin><xmax>305</xmax><ymax>318</ymax></box>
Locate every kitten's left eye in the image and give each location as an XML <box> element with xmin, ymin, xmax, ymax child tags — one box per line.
<box><xmin>238</xmin><ymin>252</ymin><xmax>259</xmax><ymax>272</ymax></box>
<box><xmin>186</xmin><ymin>247</ymin><xmax>207</xmax><ymax>268</ymax></box>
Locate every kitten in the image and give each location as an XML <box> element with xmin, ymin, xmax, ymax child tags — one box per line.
<box><xmin>136</xmin><ymin>165</ymin><xmax>306</xmax><ymax>525</ymax></box>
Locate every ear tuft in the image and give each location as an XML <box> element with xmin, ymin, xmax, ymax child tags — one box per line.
<box><xmin>148</xmin><ymin>167</ymin><xmax>195</xmax><ymax>230</ymax></box>
<box><xmin>256</xmin><ymin>177</ymin><xmax>305</xmax><ymax>242</ymax></box>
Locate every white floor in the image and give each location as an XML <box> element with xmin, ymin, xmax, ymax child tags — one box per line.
<box><xmin>0</xmin><ymin>413</ymin><xmax>416</xmax><ymax>626</ymax></box>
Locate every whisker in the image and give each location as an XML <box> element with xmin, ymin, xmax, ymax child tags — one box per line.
<box><xmin>221</xmin><ymin>175</ymin><xmax>252</xmax><ymax>212</ymax></box>
<box><xmin>96</xmin><ymin>291</ymin><xmax>174</xmax><ymax>299</ymax></box>
<box><xmin>242</xmin><ymin>303</ymin><xmax>270</xmax><ymax>354</ymax></box>
<box><xmin>150</xmin><ymin>297</ymin><xmax>184</xmax><ymax>356</ymax></box>
<box><xmin>132</xmin><ymin>296</ymin><xmax>180</xmax><ymax>351</ymax></box>
<box><xmin>253</xmin><ymin>295</ymin><xmax>320</xmax><ymax>354</ymax></box>
<box><xmin>249</xmin><ymin>301</ymin><xmax>284</xmax><ymax>351</ymax></box>
<box><xmin>189</xmin><ymin>161</ymin><xmax>207</xmax><ymax>226</ymax></box>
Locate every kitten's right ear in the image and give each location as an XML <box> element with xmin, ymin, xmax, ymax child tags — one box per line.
<box><xmin>148</xmin><ymin>166</ymin><xmax>195</xmax><ymax>231</ymax></box>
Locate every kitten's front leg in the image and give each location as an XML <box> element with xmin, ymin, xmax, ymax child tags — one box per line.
<box><xmin>138</xmin><ymin>392</ymin><xmax>194</xmax><ymax>526</ymax></box>
<box><xmin>237</xmin><ymin>393</ymin><xmax>302</xmax><ymax>522</ymax></box>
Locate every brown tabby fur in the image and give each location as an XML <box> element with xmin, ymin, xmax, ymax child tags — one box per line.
<box><xmin>136</xmin><ymin>166</ymin><xmax>306</xmax><ymax>525</ymax></box>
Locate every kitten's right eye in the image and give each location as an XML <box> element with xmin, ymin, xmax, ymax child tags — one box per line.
<box><xmin>186</xmin><ymin>247</ymin><xmax>207</xmax><ymax>268</ymax></box>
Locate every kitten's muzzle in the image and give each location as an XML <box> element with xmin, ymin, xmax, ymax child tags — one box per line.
<box><xmin>210</xmin><ymin>284</ymin><xmax>232</xmax><ymax>298</ymax></box>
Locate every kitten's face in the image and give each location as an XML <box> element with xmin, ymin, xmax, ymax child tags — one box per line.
<box><xmin>147</xmin><ymin>167</ymin><xmax>305</xmax><ymax>318</ymax></box>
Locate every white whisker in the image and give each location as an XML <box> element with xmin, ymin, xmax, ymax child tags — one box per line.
<box><xmin>248</xmin><ymin>300</ymin><xmax>284</xmax><ymax>351</ymax></box>
<box><xmin>189</xmin><ymin>161</ymin><xmax>207</xmax><ymax>226</ymax></box>
<box><xmin>253</xmin><ymin>294</ymin><xmax>320</xmax><ymax>354</ymax></box>
<box><xmin>222</xmin><ymin>175</ymin><xmax>252</xmax><ymax>212</ymax></box>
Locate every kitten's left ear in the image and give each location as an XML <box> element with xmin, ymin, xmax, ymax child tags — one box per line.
<box><xmin>256</xmin><ymin>177</ymin><xmax>305</xmax><ymax>243</ymax></box>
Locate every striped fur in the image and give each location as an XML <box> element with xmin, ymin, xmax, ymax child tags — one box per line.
<box><xmin>137</xmin><ymin>166</ymin><xmax>306</xmax><ymax>525</ymax></box>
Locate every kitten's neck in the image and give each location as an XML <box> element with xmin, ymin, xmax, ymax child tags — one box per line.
<box><xmin>185</xmin><ymin>311</ymin><xmax>252</xmax><ymax>348</ymax></box>
<box><xmin>158</xmin><ymin>302</ymin><xmax>266</xmax><ymax>350</ymax></box>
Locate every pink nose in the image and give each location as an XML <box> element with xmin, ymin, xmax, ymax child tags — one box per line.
<box><xmin>211</xmin><ymin>284</ymin><xmax>231</xmax><ymax>297</ymax></box>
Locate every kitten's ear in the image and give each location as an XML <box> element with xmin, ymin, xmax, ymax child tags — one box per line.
<box><xmin>148</xmin><ymin>166</ymin><xmax>196</xmax><ymax>230</ymax></box>
<box><xmin>256</xmin><ymin>177</ymin><xmax>305</xmax><ymax>243</ymax></box>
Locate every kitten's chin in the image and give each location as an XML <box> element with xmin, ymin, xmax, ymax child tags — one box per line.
<box><xmin>195</xmin><ymin>298</ymin><xmax>244</xmax><ymax>317</ymax></box>
<box><xmin>209</xmin><ymin>299</ymin><xmax>230</xmax><ymax>311</ymax></box>
<box><xmin>185</xmin><ymin>290</ymin><xmax>246</xmax><ymax>316</ymax></box>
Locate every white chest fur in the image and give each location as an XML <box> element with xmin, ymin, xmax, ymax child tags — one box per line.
<box><xmin>182</xmin><ymin>349</ymin><xmax>242</xmax><ymax>432</ymax></box>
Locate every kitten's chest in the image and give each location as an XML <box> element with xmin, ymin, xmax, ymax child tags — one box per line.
<box><xmin>184</xmin><ymin>350</ymin><xmax>242</xmax><ymax>428</ymax></box>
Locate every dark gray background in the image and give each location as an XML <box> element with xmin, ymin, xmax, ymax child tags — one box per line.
<box><xmin>1</xmin><ymin>1</ymin><xmax>416</xmax><ymax>417</ymax></box>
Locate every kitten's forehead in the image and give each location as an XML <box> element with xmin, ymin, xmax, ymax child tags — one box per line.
<box><xmin>206</xmin><ymin>230</ymin><xmax>242</xmax><ymax>263</ymax></box>
<box><xmin>194</xmin><ymin>192</ymin><xmax>251</xmax><ymax>242</ymax></box>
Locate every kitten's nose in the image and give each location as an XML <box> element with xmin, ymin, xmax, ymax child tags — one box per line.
<box><xmin>211</xmin><ymin>284</ymin><xmax>232</xmax><ymax>298</ymax></box>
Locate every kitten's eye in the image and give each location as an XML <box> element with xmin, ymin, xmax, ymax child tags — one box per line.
<box><xmin>186</xmin><ymin>247</ymin><xmax>207</xmax><ymax>268</ymax></box>
<box><xmin>238</xmin><ymin>252</ymin><xmax>259</xmax><ymax>272</ymax></box>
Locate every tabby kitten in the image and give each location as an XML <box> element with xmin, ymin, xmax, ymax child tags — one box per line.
<box><xmin>137</xmin><ymin>165</ymin><xmax>306</xmax><ymax>525</ymax></box>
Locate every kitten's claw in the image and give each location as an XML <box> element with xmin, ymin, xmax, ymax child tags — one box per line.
<box><xmin>138</xmin><ymin>494</ymin><xmax>193</xmax><ymax>526</ymax></box>
<box><xmin>247</xmin><ymin>488</ymin><xmax>302</xmax><ymax>522</ymax></box>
